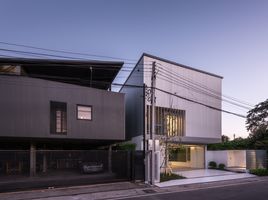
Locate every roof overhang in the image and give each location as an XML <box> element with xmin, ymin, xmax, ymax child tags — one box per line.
<box><xmin>142</xmin><ymin>53</ymin><xmax>223</xmax><ymax>79</ymax></box>
<box><xmin>0</xmin><ymin>57</ymin><xmax>124</xmax><ymax>90</ymax></box>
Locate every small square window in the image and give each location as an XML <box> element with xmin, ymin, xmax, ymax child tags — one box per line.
<box><xmin>77</xmin><ymin>105</ymin><xmax>92</xmax><ymax>120</ymax></box>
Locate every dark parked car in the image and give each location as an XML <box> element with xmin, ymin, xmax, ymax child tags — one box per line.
<box><xmin>80</xmin><ymin>162</ymin><xmax>104</xmax><ymax>174</ymax></box>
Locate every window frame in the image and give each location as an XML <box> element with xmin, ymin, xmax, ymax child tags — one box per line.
<box><xmin>76</xmin><ymin>104</ymin><xmax>93</xmax><ymax>121</ymax></box>
<box><xmin>50</xmin><ymin>101</ymin><xmax>67</xmax><ymax>135</ymax></box>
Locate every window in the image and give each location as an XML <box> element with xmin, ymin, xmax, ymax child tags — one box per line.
<box><xmin>50</xmin><ymin>101</ymin><xmax>67</xmax><ymax>134</ymax></box>
<box><xmin>169</xmin><ymin>147</ymin><xmax>191</xmax><ymax>162</ymax></box>
<box><xmin>77</xmin><ymin>105</ymin><xmax>92</xmax><ymax>120</ymax></box>
<box><xmin>146</xmin><ymin>105</ymin><xmax>185</xmax><ymax>137</ymax></box>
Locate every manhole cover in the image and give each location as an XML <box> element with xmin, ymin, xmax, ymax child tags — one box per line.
<box><xmin>143</xmin><ymin>189</ymin><xmax>157</xmax><ymax>194</ymax></box>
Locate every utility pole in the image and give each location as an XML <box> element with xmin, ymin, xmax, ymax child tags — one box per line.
<box><xmin>150</xmin><ymin>61</ymin><xmax>156</xmax><ymax>185</ymax></box>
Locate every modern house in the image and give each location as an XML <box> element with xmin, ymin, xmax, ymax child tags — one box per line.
<box><xmin>120</xmin><ymin>53</ymin><xmax>222</xmax><ymax>175</ymax></box>
<box><xmin>0</xmin><ymin>58</ymin><xmax>125</xmax><ymax>176</ymax></box>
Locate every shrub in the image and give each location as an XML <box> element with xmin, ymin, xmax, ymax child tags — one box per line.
<box><xmin>249</xmin><ymin>168</ymin><xmax>268</xmax><ymax>176</ymax></box>
<box><xmin>114</xmin><ymin>143</ymin><xmax>136</xmax><ymax>151</ymax></box>
<box><xmin>218</xmin><ymin>163</ymin><xmax>225</xmax><ymax>170</ymax></box>
<box><xmin>209</xmin><ymin>161</ymin><xmax>217</xmax><ymax>168</ymax></box>
<box><xmin>160</xmin><ymin>173</ymin><xmax>185</xmax><ymax>182</ymax></box>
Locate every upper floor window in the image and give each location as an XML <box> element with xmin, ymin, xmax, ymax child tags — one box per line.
<box><xmin>77</xmin><ymin>105</ymin><xmax>92</xmax><ymax>120</ymax></box>
<box><xmin>50</xmin><ymin>101</ymin><xmax>67</xmax><ymax>134</ymax></box>
<box><xmin>146</xmin><ymin>105</ymin><xmax>185</xmax><ymax>137</ymax></box>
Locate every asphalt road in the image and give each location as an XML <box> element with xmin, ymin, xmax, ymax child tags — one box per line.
<box><xmin>122</xmin><ymin>179</ymin><xmax>268</xmax><ymax>200</ymax></box>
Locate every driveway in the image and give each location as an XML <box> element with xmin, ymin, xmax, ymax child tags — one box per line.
<box><xmin>156</xmin><ymin>169</ymin><xmax>256</xmax><ymax>187</ymax></box>
<box><xmin>175</xmin><ymin>169</ymin><xmax>237</xmax><ymax>178</ymax></box>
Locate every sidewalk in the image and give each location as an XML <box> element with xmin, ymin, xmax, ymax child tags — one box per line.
<box><xmin>0</xmin><ymin>177</ymin><xmax>263</xmax><ymax>200</ymax></box>
<box><xmin>0</xmin><ymin>181</ymin><xmax>148</xmax><ymax>200</ymax></box>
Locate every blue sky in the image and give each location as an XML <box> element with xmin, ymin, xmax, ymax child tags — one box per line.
<box><xmin>1</xmin><ymin>0</ymin><xmax>267</xmax><ymax>139</ymax></box>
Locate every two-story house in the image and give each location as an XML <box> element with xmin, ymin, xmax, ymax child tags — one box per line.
<box><xmin>0</xmin><ymin>58</ymin><xmax>125</xmax><ymax>176</ymax></box>
<box><xmin>120</xmin><ymin>53</ymin><xmax>222</xmax><ymax>179</ymax></box>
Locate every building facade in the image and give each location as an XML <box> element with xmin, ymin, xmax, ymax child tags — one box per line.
<box><xmin>0</xmin><ymin>58</ymin><xmax>125</xmax><ymax>148</ymax></box>
<box><xmin>0</xmin><ymin>58</ymin><xmax>125</xmax><ymax>176</ymax></box>
<box><xmin>120</xmin><ymin>53</ymin><xmax>222</xmax><ymax>174</ymax></box>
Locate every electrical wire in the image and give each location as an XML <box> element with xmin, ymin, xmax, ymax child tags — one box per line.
<box><xmin>0</xmin><ymin>47</ymin><xmax>155</xmax><ymax>66</ymax></box>
<box><xmin>0</xmin><ymin>41</ymin><xmax>138</xmax><ymax>62</ymax></box>
<box><xmin>154</xmin><ymin>87</ymin><xmax>246</xmax><ymax>118</ymax></box>
<box><xmin>0</xmin><ymin>44</ymin><xmax>251</xmax><ymax>117</ymax></box>
<box><xmin>0</xmin><ymin>75</ymin><xmax>246</xmax><ymax>118</ymax></box>
<box><xmin>157</xmin><ymin>70</ymin><xmax>252</xmax><ymax>110</ymax></box>
<box><xmin>157</xmin><ymin>62</ymin><xmax>254</xmax><ymax>107</ymax></box>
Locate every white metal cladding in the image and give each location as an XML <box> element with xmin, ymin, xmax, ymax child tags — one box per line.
<box><xmin>143</xmin><ymin>56</ymin><xmax>222</xmax><ymax>142</ymax></box>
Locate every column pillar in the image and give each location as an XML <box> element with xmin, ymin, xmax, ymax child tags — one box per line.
<box><xmin>108</xmin><ymin>145</ymin><xmax>112</xmax><ymax>173</ymax></box>
<box><xmin>42</xmin><ymin>151</ymin><xmax>47</xmax><ymax>173</ymax></box>
<box><xmin>30</xmin><ymin>143</ymin><xmax>36</xmax><ymax>176</ymax></box>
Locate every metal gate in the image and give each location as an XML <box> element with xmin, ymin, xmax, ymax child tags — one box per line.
<box><xmin>0</xmin><ymin>150</ymin><xmax>145</xmax><ymax>192</ymax></box>
<box><xmin>132</xmin><ymin>151</ymin><xmax>145</xmax><ymax>181</ymax></box>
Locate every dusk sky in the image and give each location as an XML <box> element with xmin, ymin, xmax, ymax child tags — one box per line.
<box><xmin>1</xmin><ymin>0</ymin><xmax>267</xmax><ymax>139</ymax></box>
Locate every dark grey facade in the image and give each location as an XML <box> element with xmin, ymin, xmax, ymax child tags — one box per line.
<box><xmin>0</xmin><ymin>75</ymin><xmax>125</xmax><ymax>142</ymax></box>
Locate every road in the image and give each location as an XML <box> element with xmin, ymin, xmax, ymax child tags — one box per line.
<box><xmin>1</xmin><ymin>178</ymin><xmax>268</xmax><ymax>200</ymax></box>
<box><xmin>119</xmin><ymin>179</ymin><xmax>268</xmax><ymax>200</ymax></box>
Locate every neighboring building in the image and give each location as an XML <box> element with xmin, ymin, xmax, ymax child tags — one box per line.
<box><xmin>120</xmin><ymin>53</ymin><xmax>222</xmax><ymax>174</ymax></box>
<box><xmin>0</xmin><ymin>58</ymin><xmax>125</xmax><ymax>150</ymax></box>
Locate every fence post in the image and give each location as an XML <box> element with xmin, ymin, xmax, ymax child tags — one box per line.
<box><xmin>42</xmin><ymin>151</ymin><xmax>47</xmax><ymax>173</ymax></box>
<box><xmin>126</xmin><ymin>151</ymin><xmax>131</xmax><ymax>180</ymax></box>
<box><xmin>108</xmin><ymin>145</ymin><xmax>112</xmax><ymax>173</ymax></box>
<box><xmin>30</xmin><ymin>143</ymin><xmax>36</xmax><ymax>176</ymax></box>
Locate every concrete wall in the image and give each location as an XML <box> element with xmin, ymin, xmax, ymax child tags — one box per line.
<box><xmin>228</xmin><ymin>150</ymin><xmax>246</xmax><ymax>167</ymax></box>
<box><xmin>0</xmin><ymin>75</ymin><xmax>125</xmax><ymax>141</ymax></box>
<box><xmin>143</xmin><ymin>55</ymin><xmax>222</xmax><ymax>144</ymax></box>
<box><xmin>246</xmin><ymin>150</ymin><xmax>267</xmax><ymax>169</ymax></box>
<box><xmin>120</xmin><ymin>58</ymin><xmax>144</xmax><ymax>140</ymax></box>
<box><xmin>206</xmin><ymin>150</ymin><xmax>246</xmax><ymax>168</ymax></box>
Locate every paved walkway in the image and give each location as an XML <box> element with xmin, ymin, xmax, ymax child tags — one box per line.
<box><xmin>156</xmin><ymin>169</ymin><xmax>256</xmax><ymax>187</ymax></box>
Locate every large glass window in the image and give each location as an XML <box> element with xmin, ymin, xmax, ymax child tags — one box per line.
<box><xmin>50</xmin><ymin>101</ymin><xmax>67</xmax><ymax>134</ymax></box>
<box><xmin>169</xmin><ymin>147</ymin><xmax>191</xmax><ymax>162</ymax></box>
<box><xmin>77</xmin><ymin>105</ymin><xmax>92</xmax><ymax>120</ymax></box>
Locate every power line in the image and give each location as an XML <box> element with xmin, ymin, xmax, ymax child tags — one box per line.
<box><xmin>0</xmin><ymin>47</ymin><xmax>153</xmax><ymax>65</ymax></box>
<box><xmin>0</xmin><ymin>48</ymin><xmax>95</xmax><ymax>61</ymax></box>
<box><xmin>154</xmin><ymin>87</ymin><xmax>246</xmax><ymax>118</ymax></box>
<box><xmin>115</xmin><ymin>82</ymin><xmax>246</xmax><ymax>118</ymax></box>
<box><xmin>0</xmin><ymin>41</ymin><xmax>155</xmax><ymax>66</ymax></box>
<box><xmin>0</xmin><ymin>41</ymin><xmax>138</xmax><ymax>62</ymax></box>
<box><xmin>156</xmin><ymin>63</ymin><xmax>254</xmax><ymax>108</ymax></box>
<box><xmin>0</xmin><ymin>54</ymin><xmax>18</xmax><ymax>58</ymax></box>
<box><xmin>0</xmin><ymin>74</ymin><xmax>246</xmax><ymax>118</ymax></box>
<box><xmin>157</xmin><ymin>70</ymin><xmax>252</xmax><ymax>110</ymax></box>
<box><xmin>0</xmin><ymin>46</ymin><xmax>251</xmax><ymax>115</ymax></box>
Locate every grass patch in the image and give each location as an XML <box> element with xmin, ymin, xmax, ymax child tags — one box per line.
<box><xmin>249</xmin><ymin>168</ymin><xmax>268</xmax><ymax>176</ymax></box>
<box><xmin>160</xmin><ymin>173</ymin><xmax>185</xmax><ymax>182</ymax></box>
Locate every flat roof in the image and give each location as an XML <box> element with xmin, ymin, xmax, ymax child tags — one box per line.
<box><xmin>143</xmin><ymin>53</ymin><xmax>223</xmax><ymax>79</ymax></box>
<box><xmin>0</xmin><ymin>57</ymin><xmax>124</xmax><ymax>90</ymax></box>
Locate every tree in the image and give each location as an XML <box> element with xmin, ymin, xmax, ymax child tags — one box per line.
<box><xmin>248</xmin><ymin>125</ymin><xmax>268</xmax><ymax>149</ymax></box>
<box><xmin>221</xmin><ymin>135</ymin><xmax>230</xmax><ymax>142</ymax></box>
<box><xmin>246</xmin><ymin>99</ymin><xmax>268</xmax><ymax>132</ymax></box>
